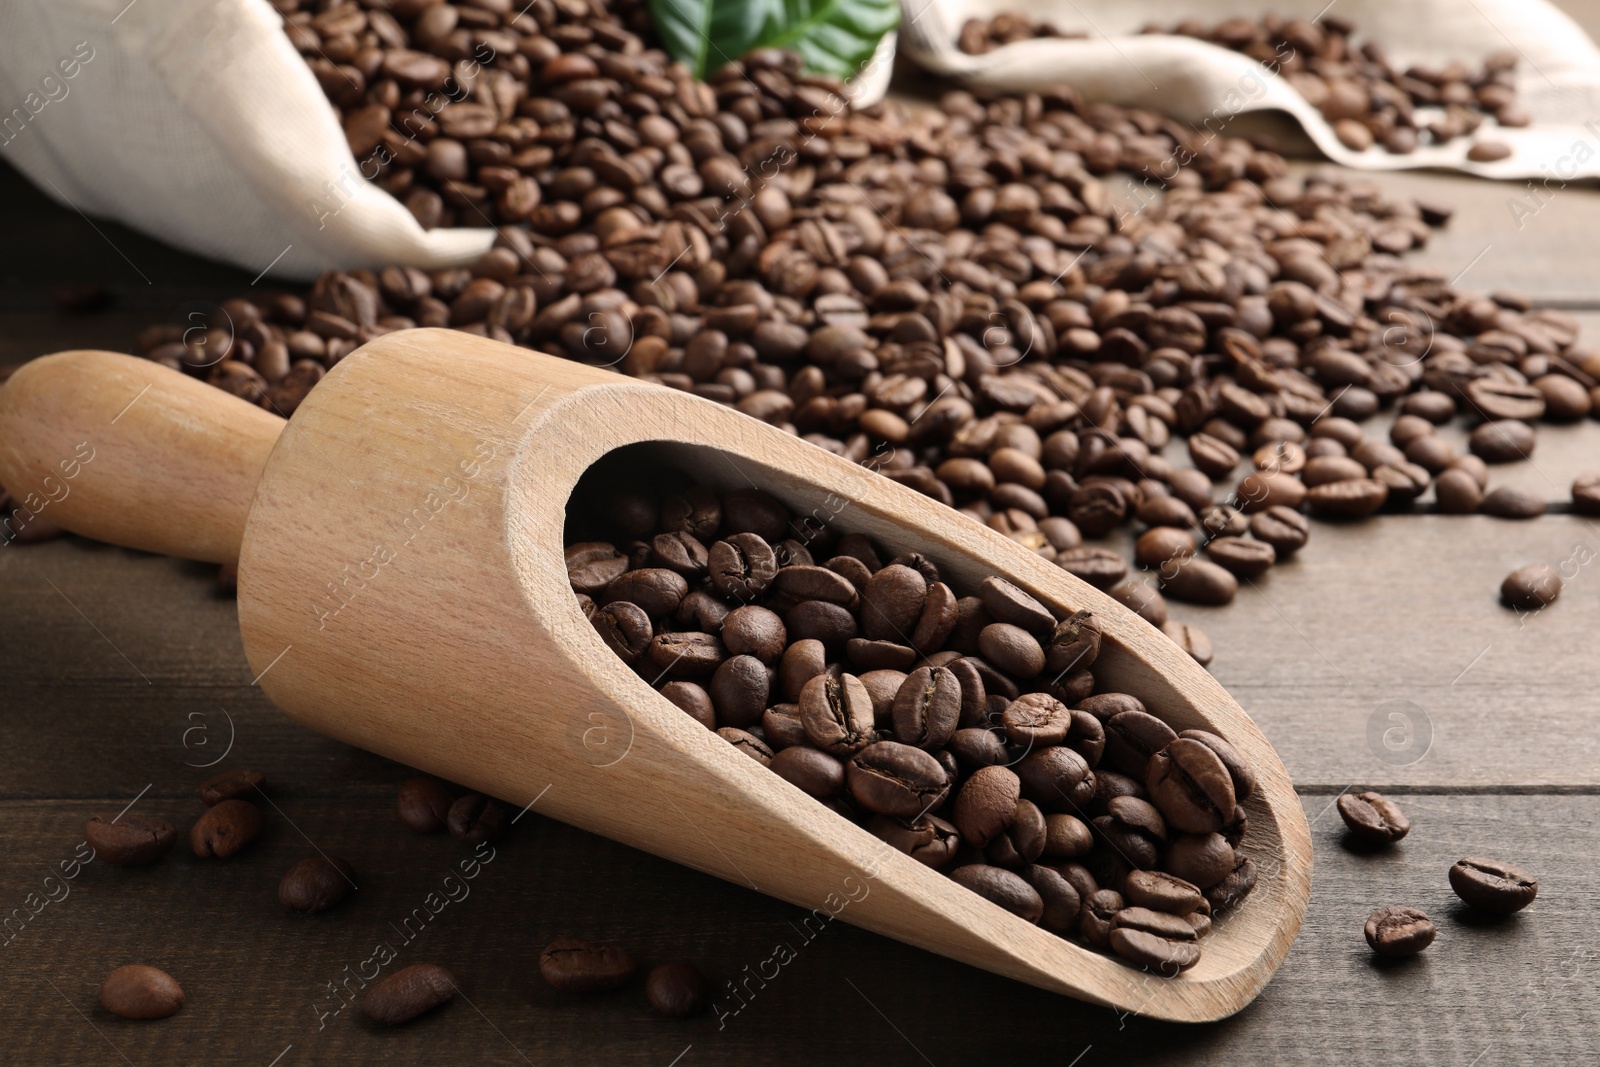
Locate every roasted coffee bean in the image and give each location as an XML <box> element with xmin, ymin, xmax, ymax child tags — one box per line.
<box><xmin>949</xmin><ymin>864</ymin><xmax>1044</xmax><ymax>922</ymax></box>
<box><xmin>364</xmin><ymin>963</ymin><xmax>457</xmax><ymax>1024</ymax></box>
<box><xmin>1027</xmin><ymin>864</ymin><xmax>1084</xmax><ymax>934</ymax></box>
<box><xmin>278</xmin><ymin>856</ymin><xmax>356</xmax><ymax>913</ymax></box>
<box><xmin>1205</xmin><ymin>853</ymin><xmax>1258</xmax><ymax>912</ymax></box>
<box><xmin>1469</xmin><ymin>419</ymin><xmax>1535</xmax><ymax>464</ymax></box>
<box><xmin>1001</xmin><ymin>692</ymin><xmax>1073</xmax><ymax>748</ymax></box>
<box><xmin>1123</xmin><ymin>869</ymin><xmax>1205</xmax><ymax>914</ymax></box>
<box><xmin>1177</xmin><ymin>730</ymin><xmax>1254</xmax><ymax>801</ymax></box>
<box><xmin>760</xmin><ymin>703</ymin><xmax>807</xmax><ymax>747</ymax></box>
<box><xmin>779</xmin><ymin>639</ymin><xmax>829</xmax><ymax>702</ymax></box>
<box><xmin>1166</xmin><ymin>833</ymin><xmax>1236</xmax><ymax>889</ymax></box>
<box><xmin>861</xmin><ymin>564</ymin><xmax>927</xmax><ymax>641</ymax></box>
<box><xmin>1364</xmin><ymin>906</ymin><xmax>1435</xmax><ymax>957</ymax></box>
<box><xmin>99</xmin><ymin>964</ymin><xmax>184</xmax><ymax>1020</ymax></box>
<box><xmin>396</xmin><ymin>776</ymin><xmax>455</xmax><ymax>833</ymax></box>
<box><xmin>566</xmin><ymin>542</ymin><xmax>629</xmax><ymax>594</ymax></box>
<box><xmin>1158</xmin><ymin>557</ymin><xmax>1238</xmax><ymax>605</ymax></box>
<box><xmin>447</xmin><ymin>794</ymin><xmax>506</xmax><ymax>844</ymax></box>
<box><xmin>1162</xmin><ymin>620</ymin><xmax>1214</xmax><ymax>667</ymax></box>
<box><xmin>979</xmin><ymin>576</ymin><xmax>1054</xmax><ymax>634</ymax></box>
<box><xmin>84</xmin><ymin>814</ymin><xmax>176</xmax><ymax>866</ymax></box>
<box><xmin>1235</xmin><ymin>471</ymin><xmax>1307</xmax><ymax>514</ymax></box>
<box><xmin>720</xmin><ymin>605</ymin><xmax>788</xmax><ymax>663</ymax></box>
<box><xmin>978</xmin><ymin>623</ymin><xmax>1045</xmax><ymax>678</ymax></box>
<box><xmin>771</xmin><ymin>746</ymin><xmax>845</xmax><ymax>799</ymax></box>
<box><xmin>1041</xmin><ymin>813</ymin><xmax>1094</xmax><ymax>861</ymax></box>
<box><xmin>1055</xmin><ymin>547</ymin><xmax>1129</xmax><ymax>589</ymax></box>
<box><xmin>1078</xmin><ymin>888</ymin><xmax>1124</xmax><ymax>949</ymax></box>
<box><xmin>987</xmin><ymin>799</ymin><xmax>1048</xmax><ymax>867</ymax></box>
<box><xmin>848</xmin><ymin>741</ymin><xmax>949</xmax><ymax>818</ymax></box>
<box><xmin>710</xmin><ymin>654</ymin><xmax>769</xmax><ymax>727</ymax></box>
<box><xmin>1109</xmin><ymin>581</ymin><xmax>1167</xmax><ymax>627</ymax></box>
<box><xmin>1248</xmin><ymin>508</ymin><xmax>1312</xmax><ymax>559</ymax></box>
<box><xmin>198</xmin><ymin>767</ymin><xmax>266</xmax><ymax>806</ymax></box>
<box><xmin>1045</xmin><ymin>610</ymin><xmax>1102</xmax><ymax>672</ymax></box>
<box><xmin>719</xmin><ymin>727</ymin><xmax>775</xmax><ymax>765</ymax></box>
<box><xmin>592</xmin><ymin>601</ymin><xmax>652</xmax><ymax>664</ymax></box>
<box><xmin>1306</xmin><ymin>478</ymin><xmax>1389</xmax><ymax>517</ymax></box>
<box><xmin>1337</xmin><ymin>791</ymin><xmax>1411</xmax><ymax>844</ymax></box>
<box><xmin>1434</xmin><ymin>468</ymin><xmax>1484</xmax><ymax>513</ymax></box>
<box><xmin>649</xmin><ymin>631</ymin><xmax>727</xmax><ymax>677</ymax></box>
<box><xmin>890</xmin><ymin>666</ymin><xmax>961</xmax><ymax>749</ymax></box>
<box><xmin>1573</xmin><ymin>473</ymin><xmax>1600</xmax><ymax>516</ymax></box>
<box><xmin>540</xmin><ymin>938</ymin><xmax>638</xmax><ymax>993</ymax></box>
<box><xmin>1481</xmin><ymin>486</ymin><xmax>1545</xmax><ymax>519</ymax></box>
<box><xmin>1103</xmin><ymin>710</ymin><xmax>1177</xmax><ymax>778</ymax></box>
<box><xmin>1204</xmin><ymin>536</ymin><xmax>1275</xmax><ymax>578</ymax></box>
<box><xmin>1135</xmin><ymin>526</ymin><xmax>1196</xmax><ymax>569</ymax></box>
<box><xmin>799</xmin><ymin>673</ymin><xmax>876</xmax><ymax>755</ymax></box>
<box><xmin>953</xmin><ymin>765</ymin><xmax>1023</xmax><ymax>846</ymax></box>
<box><xmin>1501</xmin><ymin>563</ymin><xmax>1561</xmax><ymax>610</ymax></box>
<box><xmin>603</xmin><ymin>568</ymin><xmax>688</xmax><ymax>617</ymax></box>
<box><xmin>1015</xmin><ymin>745</ymin><xmax>1094</xmax><ymax>813</ymax></box>
<box><xmin>1094</xmin><ymin>796</ymin><xmax>1167</xmax><ymax>869</ymax></box>
<box><xmin>1449</xmin><ymin>857</ymin><xmax>1538</xmax><ymax>914</ymax></box>
<box><xmin>649</xmin><ymin>531</ymin><xmax>709</xmax><ymax>577</ymax></box>
<box><xmin>869</xmin><ymin>813</ymin><xmax>961</xmax><ymax>868</ymax></box>
<box><xmin>190</xmin><ymin>799</ymin><xmax>262</xmax><ymax>858</ymax></box>
<box><xmin>646</xmin><ymin>962</ymin><xmax>711</xmax><ymax>1018</ymax></box>
<box><xmin>708</xmin><ymin>534</ymin><xmax>778</xmax><ymax>599</ymax></box>
<box><xmin>772</xmin><ymin>565</ymin><xmax>860</xmax><ymax>610</ymax></box>
<box><xmin>1146</xmin><ymin>739</ymin><xmax>1236</xmax><ymax>834</ymax></box>
<box><xmin>1110</xmin><ymin>906</ymin><xmax>1201</xmax><ymax>972</ymax></box>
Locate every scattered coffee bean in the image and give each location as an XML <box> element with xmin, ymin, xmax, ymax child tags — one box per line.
<box><xmin>1364</xmin><ymin>905</ymin><xmax>1436</xmax><ymax>957</ymax></box>
<box><xmin>1481</xmin><ymin>486</ymin><xmax>1545</xmax><ymax>519</ymax></box>
<box><xmin>278</xmin><ymin>856</ymin><xmax>356</xmax><ymax>913</ymax></box>
<box><xmin>99</xmin><ymin>964</ymin><xmax>184</xmax><ymax>1020</ymax></box>
<box><xmin>364</xmin><ymin>963</ymin><xmax>457</xmax><ymax>1025</ymax></box>
<box><xmin>645</xmin><ymin>962</ymin><xmax>711</xmax><ymax>1017</ymax></box>
<box><xmin>1336</xmin><ymin>791</ymin><xmax>1411</xmax><ymax>844</ymax></box>
<box><xmin>447</xmin><ymin>794</ymin><xmax>506</xmax><ymax>844</ymax></box>
<box><xmin>1501</xmin><ymin>564</ymin><xmax>1561</xmax><ymax>610</ymax></box>
<box><xmin>84</xmin><ymin>813</ymin><xmax>176</xmax><ymax>866</ymax></box>
<box><xmin>198</xmin><ymin>768</ymin><xmax>266</xmax><ymax>806</ymax></box>
<box><xmin>396</xmin><ymin>776</ymin><xmax>456</xmax><ymax>833</ymax></box>
<box><xmin>540</xmin><ymin>937</ymin><xmax>638</xmax><ymax>992</ymax></box>
<box><xmin>1573</xmin><ymin>474</ymin><xmax>1600</xmax><ymax>516</ymax></box>
<box><xmin>1449</xmin><ymin>857</ymin><xmax>1538</xmax><ymax>914</ymax></box>
<box><xmin>190</xmin><ymin>799</ymin><xmax>263</xmax><ymax>858</ymax></box>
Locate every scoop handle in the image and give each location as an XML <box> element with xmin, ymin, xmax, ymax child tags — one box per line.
<box><xmin>0</xmin><ymin>351</ymin><xmax>284</xmax><ymax>564</ymax></box>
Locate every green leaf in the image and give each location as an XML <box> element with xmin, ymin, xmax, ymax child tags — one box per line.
<box><xmin>648</xmin><ymin>0</ymin><xmax>769</xmax><ymax>80</ymax></box>
<box><xmin>648</xmin><ymin>0</ymin><xmax>898</xmax><ymax>82</ymax></box>
<box><xmin>756</xmin><ymin>0</ymin><xmax>899</xmax><ymax>82</ymax></box>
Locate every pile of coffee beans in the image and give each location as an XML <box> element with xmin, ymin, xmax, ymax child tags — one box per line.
<box><xmin>956</xmin><ymin>11</ymin><xmax>1525</xmax><ymax>157</ymax></box>
<box><xmin>111</xmin><ymin>5</ymin><xmax>1599</xmax><ymax>670</ymax></box>
<box><xmin>567</xmin><ymin>467</ymin><xmax>1263</xmax><ymax>975</ymax></box>
<box><xmin>1151</xmin><ymin>15</ymin><xmax>1525</xmax><ymax>156</ymax></box>
<box><xmin>956</xmin><ymin>13</ymin><xmax>1081</xmax><ymax>54</ymax></box>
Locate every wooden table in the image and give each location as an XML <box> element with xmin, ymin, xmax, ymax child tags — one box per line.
<box><xmin>6</xmin><ymin>53</ymin><xmax>1600</xmax><ymax>1067</ymax></box>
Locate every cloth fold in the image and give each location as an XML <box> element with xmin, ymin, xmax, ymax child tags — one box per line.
<box><xmin>898</xmin><ymin>0</ymin><xmax>1600</xmax><ymax>182</ymax></box>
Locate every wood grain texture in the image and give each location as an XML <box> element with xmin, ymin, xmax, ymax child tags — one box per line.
<box><xmin>0</xmin><ymin>794</ymin><xmax>1588</xmax><ymax>1065</ymax></box>
<box><xmin>1184</xmin><ymin>514</ymin><xmax>1600</xmax><ymax>790</ymax></box>
<box><xmin>0</xmin><ymin>352</ymin><xmax>285</xmax><ymax>564</ymax></box>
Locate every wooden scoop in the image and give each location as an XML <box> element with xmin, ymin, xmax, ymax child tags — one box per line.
<box><xmin>0</xmin><ymin>328</ymin><xmax>1310</xmax><ymax>1021</ymax></box>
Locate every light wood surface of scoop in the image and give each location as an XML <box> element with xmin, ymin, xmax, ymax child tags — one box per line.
<box><xmin>0</xmin><ymin>331</ymin><xmax>1310</xmax><ymax>1021</ymax></box>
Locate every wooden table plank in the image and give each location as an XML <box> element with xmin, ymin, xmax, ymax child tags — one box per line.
<box><xmin>0</xmin><ymin>793</ymin><xmax>1587</xmax><ymax>1065</ymax></box>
